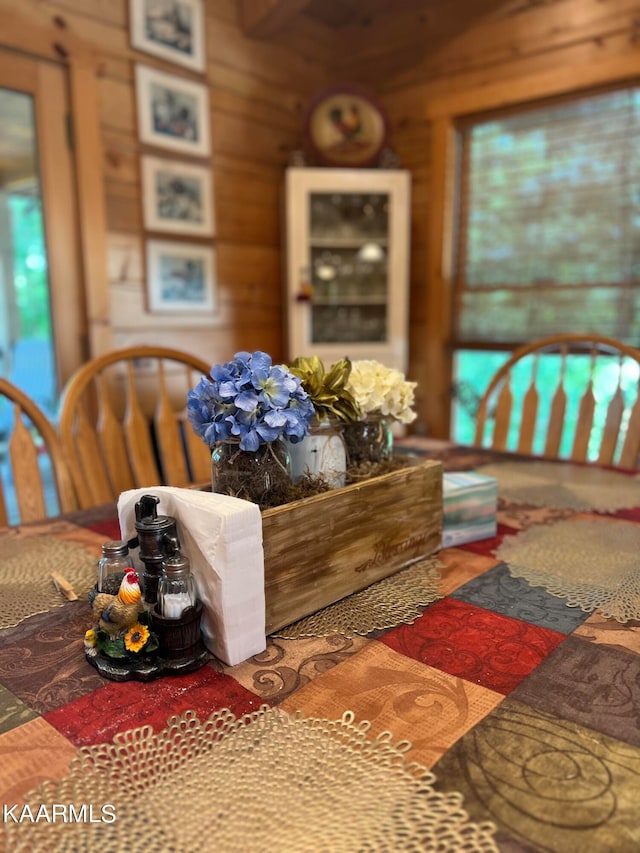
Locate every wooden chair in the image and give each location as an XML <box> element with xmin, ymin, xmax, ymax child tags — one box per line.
<box><xmin>473</xmin><ymin>333</ymin><xmax>640</xmax><ymax>468</ymax></box>
<box><xmin>58</xmin><ymin>346</ymin><xmax>213</xmax><ymax>509</ymax></box>
<box><xmin>0</xmin><ymin>378</ymin><xmax>77</xmax><ymax>526</ymax></box>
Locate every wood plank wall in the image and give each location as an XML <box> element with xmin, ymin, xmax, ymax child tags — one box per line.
<box><xmin>334</xmin><ymin>0</ymin><xmax>640</xmax><ymax>435</ymax></box>
<box><xmin>1</xmin><ymin>0</ymin><xmax>638</xmax><ymax>435</ymax></box>
<box><xmin>100</xmin><ymin>0</ymin><xmax>331</xmax><ymax>364</ymax></box>
<box><xmin>0</xmin><ymin>0</ymin><xmax>330</xmax><ymax>370</ymax></box>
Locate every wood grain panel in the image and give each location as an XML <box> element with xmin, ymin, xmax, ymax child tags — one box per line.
<box><xmin>4</xmin><ymin>0</ymin><xmax>638</xmax><ymax>444</ymax></box>
<box><xmin>205</xmin><ymin>15</ymin><xmax>329</xmax><ymax>91</ymax></box>
<box><xmin>262</xmin><ymin>460</ymin><xmax>443</xmax><ymax>633</ymax></box>
<box><xmin>210</xmin><ymin>110</ymin><xmax>299</xmax><ymax>166</ymax></box>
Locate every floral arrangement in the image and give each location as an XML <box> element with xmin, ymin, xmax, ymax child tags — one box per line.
<box><xmin>187</xmin><ymin>350</ymin><xmax>315</xmax><ymax>452</ymax></box>
<box><xmin>346</xmin><ymin>360</ymin><xmax>417</xmax><ymax>424</ymax></box>
<box><xmin>288</xmin><ymin>355</ymin><xmax>360</xmax><ymax>424</ymax></box>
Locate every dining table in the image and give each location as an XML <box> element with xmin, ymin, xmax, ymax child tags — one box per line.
<box><xmin>1</xmin><ymin>440</ymin><xmax>639</xmax><ymax>852</ymax></box>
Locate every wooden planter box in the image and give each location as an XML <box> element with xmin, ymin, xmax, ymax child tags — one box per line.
<box><xmin>261</xmin><ymin>459</ymin><xmax>443</xmax><ymax>633</ymax></box>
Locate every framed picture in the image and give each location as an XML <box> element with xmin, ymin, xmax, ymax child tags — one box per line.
<box><xmin>146</xmin><ymin>239</ymin><xmax>216</xmax><ymax>317</ymax></box>
<box><xmin>142</xmin><ymin>155</ymin><xmax>214</xmax><ymax>236</ymax></box>
<box><xmin>304</xmin><ymin>85</ymin><xmax>389</xmax><ymax>167</ymax></box>
<box><xmin>135</xmin><ymin>64</ymin><xmax>211</xmax><ymax>156</ymax></box>
<box><xmin>129</xmin><ymin>0</ymin><xmax>206</xmax><ymax>72</ymax></box>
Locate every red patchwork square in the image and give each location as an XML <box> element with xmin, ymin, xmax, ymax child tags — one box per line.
<box><xmin>44</xmin><ymin>664</ymin><xmax>265</xmax><ymax>746</ymax></box>
<box><xmin>381</xmin><ymin>598</ymin><xmax>565</xmax><ymax>695</ymax></box>
<box><xmin>457</xmin><ymin>523</ymin><xmax>515</xmax><ymax>557</ymax></box>
<box><xmin>86</xmin><ymin>518</ymin><xmax>122</xmax><ymax>540</ymax></box>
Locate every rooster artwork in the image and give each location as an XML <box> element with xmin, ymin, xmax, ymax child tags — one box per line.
<box><xmin>328</xmin><ymin>103</ymin><xmax>363</xmax><ymax>144</ymax></box>
<box><xmin>307</xmin><ymin>87</ymin><xmax>387</xmax><ymax>167</ymax></box>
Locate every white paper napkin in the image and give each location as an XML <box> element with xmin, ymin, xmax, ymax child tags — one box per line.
<box><xmin>117</xmin><ymin>486</ymin><xmax>265</xmax><ymax>666</ymax></box>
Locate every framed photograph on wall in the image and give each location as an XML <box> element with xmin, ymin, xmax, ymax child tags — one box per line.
<box><xmin>130</xmin><ymin>0</ymin><xmax>206</xmax><ymax>73</ymax></box>
<box><xmin>135</xmin><ymin>64</ymin><xmax>211</xmax><ymax>156</ymax></box>
<box><xmin>146</xmin><ymin>239</ymin><xmax>216</xmax><ymax>317</ymax></box>
<box><xmin>142</xmin><ymin>155</ymin><xmax>215</xmax><ymax>236</ymax></box>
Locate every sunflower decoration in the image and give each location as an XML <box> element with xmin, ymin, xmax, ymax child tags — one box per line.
<box><xmin>92</xmin><ymin>610</ymin><xmax>159</xmax><ymax>660</ymax></box>
<box><xmin>124</xmin><ymin>623</ymin><xmax>150</xmax><ymax>653</ymax></box>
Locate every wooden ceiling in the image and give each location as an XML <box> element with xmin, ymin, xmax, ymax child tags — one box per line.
<box><xmin>236</xmin><ymin>0</ymin><xmax>511</xmax><ymax>85</ymax></box>
<box><xmin>238</xmin><ymin>0</ymin><xmax>510</xmax><ymax>36</ymax></box>
<box><xmin>238</xmin><ymin>0</ymin><xmax>435</xmax><ymax>37</ymax></box>
<box><xmin>303</xmin><ymin>0</ymin><xmax>398</xmax><ymax>29</ymax></box>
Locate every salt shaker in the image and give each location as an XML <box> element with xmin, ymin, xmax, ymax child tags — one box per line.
<box><xmin>97</xmin><ymin>541</ymin><xmax>133</xmax><ymax>594</ymax></box>
<box><xmin>158</xmin><ymin>550</ymin><xmax>196</xmax><ymax>619</ymax></box>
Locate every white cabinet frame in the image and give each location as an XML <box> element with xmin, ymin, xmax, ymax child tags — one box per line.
<box><xmin>284</xmin><ymin>167</ymin><xmax>410</xmax><ymax>372</ymax></box>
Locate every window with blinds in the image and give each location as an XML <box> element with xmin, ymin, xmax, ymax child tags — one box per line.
<box><xmin>453</xmin><ymin>86</ymin><xmax>640</xmax><ymax>346</ymax></box>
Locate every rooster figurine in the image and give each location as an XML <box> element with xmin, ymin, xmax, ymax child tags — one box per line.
<box><xmin>88</xmin><ymin>570</ymin><xmax>144</xmax><ymax>638</ymax></box>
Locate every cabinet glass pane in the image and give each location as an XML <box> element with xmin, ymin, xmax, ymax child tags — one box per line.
<box><xmin>310</xmin><ymin>246</ymin><xmax>387</xmax><ymax>303</ymax></box>
<box><xmin>308</xmin><ymin>191</ymin><xmax>390</xmax><ymax>345</ymax></box>
<box><xmin>309</xmin><ymin>192</ymin><xmax>389</xmax><ymax>240</ymax></box>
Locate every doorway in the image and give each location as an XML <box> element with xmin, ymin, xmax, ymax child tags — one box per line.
<box><xmin>0</xmin><ymin>49</ymin><xmax>86</xmax><ymax>405</ymax></box>
<box><xmin>0</xmin><ymin>49</ymin><xmax>87</xmax><ymax>522</ymax></box>
<box><xmin>0</xmin><ymin>86</ymin><xmax>57</xmax><ymax>421</ymax></box>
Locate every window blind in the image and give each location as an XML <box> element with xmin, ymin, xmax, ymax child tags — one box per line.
<box><xmin>454</xmin><ymin>86</ymin><xmax>640</xmax><ymax>346</ymax></box>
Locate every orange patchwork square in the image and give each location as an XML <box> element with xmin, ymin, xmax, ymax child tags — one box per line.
<box><xmin>438</xmin><ymin>547</ymin><xmax>499</xmax><ymax>595</ymax></box>
<box><xmin>280</xmin><ymin>640</ymin><xmax>503</xmax><ymax>768</ymax></box>
<box><xmin>0</xmin><ymin>718</ymin><xmax>77</xmax><ymax>806</ymax></box>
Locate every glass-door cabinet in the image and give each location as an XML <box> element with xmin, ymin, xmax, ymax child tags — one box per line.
<box><xmin>284</xmin><ymin>168</ymin><xmax>410</xmax><ymax>372</ymax></box>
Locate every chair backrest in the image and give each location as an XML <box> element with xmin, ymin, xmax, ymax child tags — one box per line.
<box><xmin>58</xmin><ymin>346</ymin><xmax>212</xmax><ymax>508</ymax></box>
<box><xmin>474</xmin><ymin>333</ymin><xmax>640</xmax><ymax>468</ymax></box>
<box><xmin>0</xmin><ymin>378</ymin><xmax>77</xmax><ymax>526</ymax></box>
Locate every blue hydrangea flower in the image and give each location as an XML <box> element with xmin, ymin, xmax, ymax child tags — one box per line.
<box><xmin>187</xmin><ymin>351</ymin><xmax>315</xmax><ymax>451</ymax></box>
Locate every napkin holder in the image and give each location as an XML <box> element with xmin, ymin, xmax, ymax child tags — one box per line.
<box><xmin>84</xmin><ymin>494</ymin><xmax>209</xmax><ymax>682</ymax></box>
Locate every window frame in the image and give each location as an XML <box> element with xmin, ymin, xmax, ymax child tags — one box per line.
<box><xmin>452</xmin><ymin>83</ymin><xmax>639</xmax><ymax>350</ymax></box>
<box><xmin>422</xmin><ymin>57</ymin><xmax>640</xmax><ymax>439</ymax></box>
<box><xmin>0</xmin><ymin>9</ymin><xmax>112</xmax><ymax>378</ymax></box>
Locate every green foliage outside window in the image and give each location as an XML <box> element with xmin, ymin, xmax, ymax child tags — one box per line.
<box><xmin>9</xmin><ymin>194</ymin><xmax>50</xmax><ymax>340</ymax></box>
<box><xmin>453</xmin><ymin>350</ymin><xmax>639</xmax><ymax>461</ymax></box>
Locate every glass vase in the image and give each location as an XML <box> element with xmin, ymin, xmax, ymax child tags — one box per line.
<box><xmin>343</xmin><ymin>414</ymin><xmax>393</xmax><ymax>467</ymax></box>
<box><xmin>211</xmin><ymin>439</ymin><xmax>291</xmax><ymax>509</ymax></box>
<box><xmin>287</xmin><ymin>416</ymin><xmax>347</xmax><ymax>489</ymax></box>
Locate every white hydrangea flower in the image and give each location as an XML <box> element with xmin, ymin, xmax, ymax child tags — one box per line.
<box><xmin>346</xmin><ymin>359</ymin><xmax>417</xmax><ymax>423</ymax></box>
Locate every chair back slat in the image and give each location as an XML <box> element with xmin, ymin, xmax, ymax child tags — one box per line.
<box><xmin>0</xmin><ymin>484</ymin><xmax>7</xmax><ymax>528</ymax></box>
<box><xmin>492</xmin><ymin>379</ymin><xmax>513</xmax><ymax>450</ymax></box>
<box><xmin>0</xmin><ymin>377</ymin><xmax>77</xmax><ymax>526</ymax></box>
<box><xmin>598</xmin><ymin>367</ymin><xmax>625</xmax><ymax>466</ymax></box>
<box><xmin>619</xmin><ymin>396</ymin><xmax>640</xmax><ymax>468</ymax></box>
<box><xmin>517</xmin><ymin>356</ymin><xmax>539</xmax><ymax>454</ymax></box>
<box><xmin>59</xmin><ymin>347</ymin><xmax>210</xmax><ymax>508</ymax></box>
<box><xmin>123</xmin><ymin>361</ymin><xmax>161</xmax><ymax>487</ymax></box>
<box><xmin>155</xmin><ymin>362</ymin><xmax>190</xmax><ymax>487</ymax></box>
<box><xmin>543</xmin><ymin>349</ymin><xmax>568</xmax><ymax>458</ymax></box>
<box><xmin>96</xmin><ymin>374</ymin><xmax>136</xmax><ymax>496</ymax></box>
<box><xmin>10</xmin><ymin>405</ymin><xmax>47</xmax><ymax>523</ymax></box>
<box><xmin>570</xmin><ymin>348</ymin><xmax>597</xmax><ymax>462</ymax></box>
<box><xmin>185</xmin><ymin>421</ymin><xmax>213</xmax><ymax>483</ymax></box>
<box><xmin>73</xmin><ymin>403</ymin><xmax>114</xmax><ymax>505</ymax></box>
<box><xmin>473</xmin><ymin>334</ymin><xmax>640</xmax><ymax>469</ymax></box>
